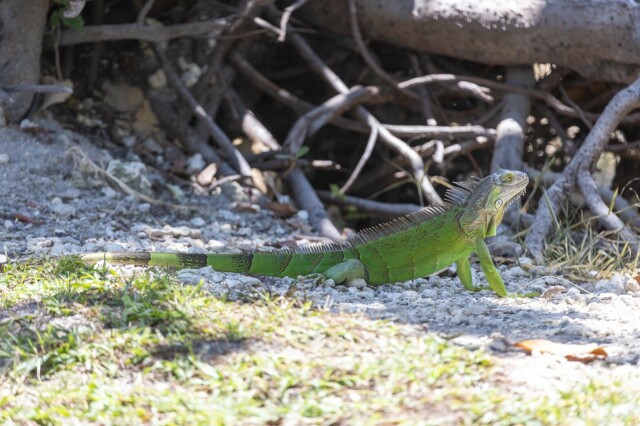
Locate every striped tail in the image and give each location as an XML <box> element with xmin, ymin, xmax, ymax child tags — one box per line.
<box><xmin>81</xmin><ymin>252</ymin><xmax>209</xmax><ymax>269</ymax></box>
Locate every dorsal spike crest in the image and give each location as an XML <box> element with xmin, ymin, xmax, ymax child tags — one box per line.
<box><xmin>267</xmin><ymin>175</ymin><xmax>484</xmax><ymax>254</ymax></box>
<box><xmin>444</xmin><ymin>176</ymin><xmax>482</xmax><ymax>205</ymax></box>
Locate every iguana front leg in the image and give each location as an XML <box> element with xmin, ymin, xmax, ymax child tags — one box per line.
<box><xmin>475</xmin><ymin>239</ymin><xmax>508</xmax><ymax>297</ymax></box>
<box><xmin>456</xmin><ymin>255</ymin><xmax>492</xmax><ymax>294</ymax></box>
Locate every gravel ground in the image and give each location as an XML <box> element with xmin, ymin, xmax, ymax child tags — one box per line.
<box><xmin>2</xmin><ymin>123</ymin><xmax>640</xmax><ymax>397</ymax></box>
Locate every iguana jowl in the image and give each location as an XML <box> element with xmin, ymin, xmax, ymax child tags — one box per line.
<box><xmin>82</xmin><ymin>169</ymin><xmax>528</xmax><ymax>297</ymax></box>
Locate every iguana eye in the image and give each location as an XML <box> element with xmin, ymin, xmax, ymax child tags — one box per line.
<box><xmin>494</xmin><ymin>199</ymin><xmax>504</xmax><ymax>208</ymax></box>
<box><xmin>503</xmin><ymin>173</ymin><xmax>513</xmax><ymax>183</ymax></box>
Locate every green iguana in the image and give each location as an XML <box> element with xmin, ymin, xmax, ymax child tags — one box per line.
<box><xmin>81</xmin><ymin>169</ymin><xmax>528</xmax><ymax>297</ymax></box>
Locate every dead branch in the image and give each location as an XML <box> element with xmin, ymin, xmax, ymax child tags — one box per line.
<box><xmin>286</xmin><ymin>168</ymin><xmax>345</xmax><ymax>242</ymax></box>
<box><xmin>340</xmin><ymin>122</ymin><xmax>378</xmax><ymax>193</ymax></box>
<box><xmin>598</xmin><ymin>187</ymin><xmax>640</xmax><ymax>228</ymax></box>
<box><xmin>382</xmin><ymin>124</ymin><xmax>495</xmax><ymax>139</ymax></box>
<box><xmin>57</xmin><ymin>17</ymin><xmax>232</xmax><ymax>46</ymax></box>
<box><xmin>317</xmin><ymin>190</ymin><xmax>421</xmax><ymax>217</ymax></box>
<box><xmin>577</xmin><ymin>166</ymin><xmax>639</xmax><ymax>248</ymax></box>
<box><xmin>525</xmin><ymin>75</ymin><xmax>640</xmax><ymax>261</ymax></box>
<box><xmin>226</xmin><ymin>85</ymin><xmax>281</xmax><ymax>151</ymax></box>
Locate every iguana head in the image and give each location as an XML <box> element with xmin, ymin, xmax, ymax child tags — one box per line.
<box><xmin>457</xmin><ymin>169</ymin><xmax>529</xmax><ymax>238</ymax></box>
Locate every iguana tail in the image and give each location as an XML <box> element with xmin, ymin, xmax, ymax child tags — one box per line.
<box><xmin>80</xmin><ymin>249</ymin><xmax>349</xmax><ymax>278</ymax></box>
<box><xmin>81</xmin><ymin>252</ymin><xmax>211</xmax><ymax>269</ymax></box>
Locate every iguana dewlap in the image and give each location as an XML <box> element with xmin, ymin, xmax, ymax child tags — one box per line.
<box><xmin>81</xmin><ymin>169</ymin><xmax>528</xmax><ymax>297</ymax></box>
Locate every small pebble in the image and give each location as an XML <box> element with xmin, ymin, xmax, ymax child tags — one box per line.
<box><xmin>190</xmin><ymin>217</ymin><xmax>206</xmax><ymax>227</ymax></box>
<box><xmin>0</xmin><ymin>153</ymin><xmax>9</xmax><ymax>164</ymax></box>
<box><xmin>138</xmin><ymin>203</ymin><xmax>151</xmax><ymax>213</ymax></box>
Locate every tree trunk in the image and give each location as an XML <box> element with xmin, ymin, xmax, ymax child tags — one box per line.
<box><xmin>299</xmin><ymin>0</ymin><xmax>640</xmax><ymax>84</ymax></box>
<box><xmin>0</xmin><ymin>0</ymin><xmax>49</xmax><ymax>122</ymax></box>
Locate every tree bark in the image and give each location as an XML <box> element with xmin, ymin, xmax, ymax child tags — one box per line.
<box><xmin>0</xmin><ymin>0</ymin><xmax>49</xmax><ymax>122</ymax></box>
<box><xmin>299</xmin><ymin>0</ymin><xmax>640</xmax><ymax>84</ymax></box>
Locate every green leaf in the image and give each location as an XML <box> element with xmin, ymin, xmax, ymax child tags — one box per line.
<box><xmin>61</xmin><ymin>15</ymin><xmax>85</xmax><ymax>30</ymax></box>
<box><xmin>296</xmin><ymin>146</ymin><xmax>310</xmax><ymax>158</ymax></box>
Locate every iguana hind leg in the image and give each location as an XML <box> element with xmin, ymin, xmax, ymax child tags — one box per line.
<box><xmin>322</xmin><ymin>259</ymin><xmax>367</xmax><ymax>284</ymax></box>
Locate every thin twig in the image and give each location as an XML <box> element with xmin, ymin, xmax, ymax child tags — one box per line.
<box><xmin>317</xmin><ymin>190</ymin><xmax>422</xmax><ymax>217</ymax></box>
<box><xmin>399</xmin><ymin>73</ymin><xmax>640</xmax><ymax>124</ymax></box>
<box><xmin>605</xmin><ymin>139</ymin><xmax>640</xmax><ymax>152</ymax></box>
<box><xmin>226</xmin><ymin>84</ymin><xmax>281</xmax><ymax>150</ymax></box>
<box><xmin>278</xmin><ymin>0</ymin><xmax>309</xmax><ymax>41</ymax></box>
<box><xmin>0</xmin><ymin>84</ymin><xmax>73</xmax><ymax>95</ymax></box>
<box><xmin>409</xmin><ymin>54</ymin><xmax>437</xmax><ymax>125</ymax></box>
<box><xmin>347</xmin><ymin>0</ymin><xmax>417</xmax><ymax>99</ymax></box>
<box><xmin>340</xmin><ymin>122</ymin><xmax>378</xmax><ymax>193</ymax></box>
<box><xmin>559</xmin><ymin>84</ymin><xmax>593</xmax><ymax>129</ymax></box>
<box><xmin>136</xmin><ymin>0</ymin><xmax>155</xmax><ymax>24</ymax></box>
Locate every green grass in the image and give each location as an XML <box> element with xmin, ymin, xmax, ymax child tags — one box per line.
<box><xmin>1</xmin><ymin>260</ymin><xmax>639</xmax><ymax>424</ymax></box>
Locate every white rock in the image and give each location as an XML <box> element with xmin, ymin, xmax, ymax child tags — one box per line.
<box><xmin>594</xmin><ymin>275</ymin><xmax>626</xmax><ymax>295</ymax></box>
<box><xmin>518</xmin><ymin>256</ymin><xmax>534</xmax><ymax>268</ymax></box>
<box><xmin>296</xmin><ymin>210</ymin><xmax>309</xmax><ymax>221</ymax></box>
<box><xmin>50</xmin><ymin>197</ymin><xmax>77</xmax><ymax>217</ymax></box>
<box><xmin>106</xmin><ymin>159</ymin><xmax>151</xmax><ymax>194</ymax></box>
<box><xmin>185</xmin><ymin>154</ymin><xmax>206</xmax><ymax>174</ymax></box>
<box><xmin>0</xmin><ymin>153</ymin><xmax>9</xmax><ymax>164</ymax></box>
<box><xmin>102</xmin><ymin>187</ymin><xmax>118</xmax><ymax>198</ymax></box>
<box><xmin>4</xmin><ymin>220</ymin><xmax>14</xmax><ymax>229</ymax></box>
<box><xmin>346</xmin><ymin>278</ymin><xmax>366</xmax><ymax>289</ymax></box>
<box><xmin>190</xmin><ymin>217</ymin><xmax>206</xmax><ymax>227</ymax></box>
<box><xmin>468</xmin><ymin>305</ymin><xmax>486</xmax><ymax>315</ymax></box>
<box><xmin>402</xmin><ymin>290</ymin><xmax>419</xmax><ymax>300</ymax></box>
<box><xmin>624</xmin><ymin>277</ymin><xmax>640</xmax><ymax>293</ymax></box>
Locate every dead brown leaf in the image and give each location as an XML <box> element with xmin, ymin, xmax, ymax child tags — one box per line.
<box><xmin>514</xmin><ymin>339</ymin><xmax>607</xmax><ymax>363</ymax></box>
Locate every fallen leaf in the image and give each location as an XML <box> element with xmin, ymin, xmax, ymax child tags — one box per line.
<box><xmin>266</xmin><ymin>201</ymin><xmax>297</xmax><ymax>217</ymax></box>
<box><xmin>541</xmin><ymin>286</ymin><xmax>565</xmax><ymax>300</ymax></box>
<box><xmin>196</xmin><ymin>163</ymin><xmax>218</xmax><ymax>187</ymax></box>
<box><xmin>514</xmin><ymin>339</ymin><xmax>607</xmax><ymax>363</ymax></box>
<box><xmin>251</xmin><ymin>168</ymin><xmax>268</xmax><ymax>195</ymax></box>
<box><xmin>38</xmin><ymin>78</ymin><xmax>73</xmax><ymax>112</ymax></box>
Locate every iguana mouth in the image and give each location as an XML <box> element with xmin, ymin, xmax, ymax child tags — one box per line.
<box><xmin>505</xmin><ymin>186</ymin><xmax>527</xmax><ymax>211</ymax></box>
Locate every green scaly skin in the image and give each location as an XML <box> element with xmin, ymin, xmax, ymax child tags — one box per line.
<box><xmin>81</xmin><ymin>169</ymin><xmax>529</xmax><ymax>297</ymax></box>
